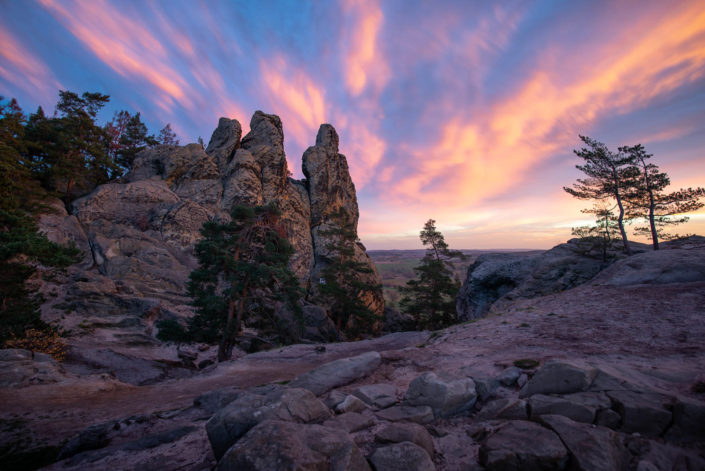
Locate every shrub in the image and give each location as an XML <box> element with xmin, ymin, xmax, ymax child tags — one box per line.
<box><xmin>5</xmin><ymin>328</ymin><xmax>67</xmax><ymax>362</ymax></box>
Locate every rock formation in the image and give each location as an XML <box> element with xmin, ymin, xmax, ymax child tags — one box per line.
<box><xmin>36</xmin><ymin>111</ymin><xmax>383</xmax><ymax>370</ymax></box>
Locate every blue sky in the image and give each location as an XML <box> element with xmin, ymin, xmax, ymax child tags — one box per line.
<box><xmin>2</xmin><ymin>0</ymin><xmax>704</xmax><ymax>248</ymax></box>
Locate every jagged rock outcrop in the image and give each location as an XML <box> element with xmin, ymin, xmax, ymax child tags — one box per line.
<box><xmin>36</xmin><ymin>111</ymin><xmax>383</xmax><ymax>356</ymax></box>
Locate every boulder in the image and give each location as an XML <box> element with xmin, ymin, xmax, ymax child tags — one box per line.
<box><xmin>496</xmin><ymin>366</ymin><xmax>522</xmax><ymax>387</ymax></box>
<box><xmin>369</xmin><ymin>442</ymin><xmax>435</xmax><ymax>471</ymax></box>
<box><xmin>540</xmin><ymin>414</ymin><xmax>629</xmax><ymax>471</ymax></box>
<box><xmin>479</xmin><ymin>420</ymin><xmax>568</xmax><ymax>471</ymax></box>
<box><xmin>404</xmin><ymin>372</ymin><xmax>476</xmax><ymax>418</ymax></box>
<box><xmin>323</xmin><ymin>411</ymin><xmax>374</xmax><ymax>433</ymax></box>
<box><xmin>288</xmin><ymin>351</ymin><xmax>382</xmax><ymax>396</ymax></box>
<box><xmin>520</xmin><ymin>359</ymin><xmax>597</xmax><ymax>397</ymax></box>
<box><xmin>375</xmin><ymin>423</ymin><xmax>435</xmax><ymax>456</ymax></box>
<box><xmin>667</xmin><ymin>397</ymin><xmax>705</xmax><ymax>441</ymax></box>
<box><xmin>528</xmin><ymin>392</ymin><xmax>610</xmax><ymax>424</ymax></box>
<box><xmin>217</xmin><ymin>420</ymin><xmax>370</xmax><ymax>471</ymax></box>
<box><xmin>353</xmin><ymin>383</ymin><xmax>398</xmax><ymax>409</ymax></box>
<box><xmin>336</xmin><ymin>395</ymin><xmax>368</xmax><ymax>414</ymax></box>
<box><xmin>206</xmin><ymin>385</ymin><xmax>331</xmax><ymax>459</ymax></box>
<box><xmin>376</xmin><ymin>406</ymin><xmax>435</xmax><ymax>424</ymax></box>
<box><xmin>606</xmin><ymin>390</ymin><xmax>672</xmax><ymax>437</ymax></box>
<box><xmin>472</xmin><ymin>376</ymin><xmax>500</xmax><ymax>401</ymax></box>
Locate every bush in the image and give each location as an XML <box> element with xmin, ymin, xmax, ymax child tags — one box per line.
<box><xmin>155</xmin><ymin>319</ymin><xmax>192</xmax><ymax>343</ymax></box>
<box><xmin>5</xmin><ymin>328</ymin><xmax>67</xmax><ymax>362</ymax></box>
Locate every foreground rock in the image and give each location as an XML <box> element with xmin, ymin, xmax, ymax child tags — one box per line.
<box><xmin>288</xmin><ymin>351</ymin><xmax>382</xmax><ymax>395</ymax></box>
<box><xmin>206</xmin><ymin>385</ymin><xmax>330</xmax><ymax>459</ymax></box>
<box><xmin>216</xmin><ymin>420</ymin><xmax>370</xmax><ymax>471</ymax></box>
<box><xmin>369</xmin><ymin>441</ymin><xmax>435</xmax><ymax>471</ymax></box>
<box><xmin>404</xmin><ymin>372</ymin><xmax>477</xmax><ymax>418</ymax></box>
<box><xmin>479</xmin><ymin>420</ymin><xmax>568</xmax><ymax>470</ymax></box>
<box><xmin>540</xmin><ymin>414</ymin><xmax>629</xmax><ymax>471</ymax></box>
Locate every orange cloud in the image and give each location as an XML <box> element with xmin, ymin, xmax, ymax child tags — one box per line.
<box><xmin>387</xmin><ymin>1</ymin><xmax>705</xmax><ymax>210</ymax></box>
<box><xmin>341</xmin><ymin>0</ymin><xmax>390</xmax><ymax>96</ymax></box>
<box><xmin>0</xmin><ymin>26</ymin><xmax>61</xmax><ymax>102</ymax></box>
<box><xmin>39</xmin><ymin>0</ymin><xmax>190</xmax><ymax>111</ymax></box>
<box><xmin>259</xmin><ymin>56</ymin><xmax>327</xmax><ymax>154</ymax></box>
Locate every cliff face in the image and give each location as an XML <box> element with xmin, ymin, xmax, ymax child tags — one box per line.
<box><xmin>38</xmin><ymin>111</ymin><xmax>383</xmax><ymax>354</ymax></box>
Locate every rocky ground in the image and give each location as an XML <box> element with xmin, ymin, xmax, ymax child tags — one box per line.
<box><xmin>2</xmin><ymin>241</ymin><xmax>704</xmax><ymax>470</ymax></box>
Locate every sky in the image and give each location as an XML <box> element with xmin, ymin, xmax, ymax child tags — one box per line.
<box><xmin>1</xmin><ymin>0</ymin><xmax>704</xmax><ymax>249</ymax></box>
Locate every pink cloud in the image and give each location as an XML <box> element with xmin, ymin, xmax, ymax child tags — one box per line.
<box><xmin>0</xmin><ymin>26</ymin><xmax>61</xmax><ymax>102</ymax></box>
<box><xmin>341</xmin><ymin>0</ymin><xmax>390</xmax><ymax>97</ymax></box>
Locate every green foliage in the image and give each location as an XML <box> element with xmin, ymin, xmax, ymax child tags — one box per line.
<box><xmin>399</xmin><ymin>219</ymin><xmax>466</xmax><ymax>330</ymax></box>
<box><xmin>570</xmin><ymin>204</ymin><xmax>622</xmax><ymax>262</ymax></box>
<box><xmin>186</xmin><ymin>204</ymin><xmax>303</xmax><ymax>360</ymax></box>
<box><xmin>24</xmin><ymin>90</ymin><xmax>118</xmax><ymax>204</ymax></box>
<box><xmin>155</xmin><ymin>318</ymin><xmax>191</xmax><ymax>343</ymax></box>
<box><xmin>316</xmin><ymin>209</ymin><xmax>382</xmax><ymax>339</ymax></box>
<box><xmin>0</xmin><ymin>208</ymin><xmax>79</xmax><ymax>344</ymax></box>
<box><xmin>157</xmin><ymin>123</ymin><xmax>179</xmax><ymax>145</ymax></box>
<box><xmin>105</xmin><ymin>110</ymin><xmax>158</xmax><ymax>172</ymax></box>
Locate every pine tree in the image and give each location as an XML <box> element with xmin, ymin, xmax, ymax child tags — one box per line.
<box><xmin>183</xmin><ymin>204</ymin><xmax>303</xmax><ymax>361</ymax></box>
<box><xmin>620</xmin><ymin>144</ymin><xmax>705</xmax><ymax>249</ymax></box>
<box><xmin>316</xmin><ymin>209</ymin><xmax>382</xmax><ymax>339</ymax></box>
<box><xmin>564</xmin><ymin>136</ymin><xmax>636</xmax><ymax>255</ymax></box>
<box><xmin>570</xmin><ymin>204</ymin><xmax>621</xmax><ymax>262</ymax></box>
<box><xmin>25</xmin><ymin>91</ymin><xmax>117</xmax><ymax>205</ymax></box>
<box><xmin>157</xmin><ymin>123</ymin><xmax>179</xmax><ymax>145</ymax></box>
<box><xmin>399</xmin><ymin>219</ymin><xmax>466</xmax><ymax>330</ymax></box>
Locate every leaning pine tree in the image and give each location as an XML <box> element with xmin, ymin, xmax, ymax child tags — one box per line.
<box><xmin>400</xmin><ymin>219</ymin><xmax>466</xmax><ymax>330</ymax></box>
<box><xmin>317</xmin><ymin>208</ymin><xmax>381</xmax><ymax>339</ymax></box>
<box><xmin>564</xmin><ymin>135</ymin><xmax>636</xmax><ymax>255</ymax></box>
<box><xmin>620</xmin><ymin>144</ymin><xmax>705</xmax><ymax>250</ymax></box>
<box><xmin>184</xmin><ymin>204</ymin><xmax>303</xmax><ymax>361</ymax></box>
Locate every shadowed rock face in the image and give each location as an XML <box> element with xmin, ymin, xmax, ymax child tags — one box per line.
<box><xmin>37</xmin><ymin>112</ymin><xmax>384</xmax><ymax>356</ymax></box>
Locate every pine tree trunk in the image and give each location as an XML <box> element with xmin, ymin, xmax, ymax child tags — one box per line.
<box><xmin>648</xmin><ymin>190</ymin><xmax>659</xmax><ymax>250</ymax></box>
<box><xmin>218</xmin><ymin>299</ymin><xmax>237</xmax><ymax>362</ymax></box>
<box><xmin>613</xmin><ymin>168</ymin><xmax>631</xmax><ymax>256</ymax></box>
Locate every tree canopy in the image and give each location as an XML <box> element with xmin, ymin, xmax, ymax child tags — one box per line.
<box><xmin>176</xmin><ymin>204</ymin><xmax>303</xmax><ymax>361</ymax></box>
<box><xmin>399</xmin><ymin>219</ymin><xmax>465</xmax><ymax>330</ymax></box>
<box><xmin>315</xmin><ymin>209</ymin><xmax>382</xmax><ymax>339</ymax></box>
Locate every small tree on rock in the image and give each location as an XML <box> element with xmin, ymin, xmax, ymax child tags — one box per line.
<box><xmin>316</xmin><ymin>209</ymin><xmax>381</xmax><ymax>339</ymax></box>
<box><xmin>400</xmin><ymin>219</ymin><xmax>466</xmax><ymax>330</ymax></box>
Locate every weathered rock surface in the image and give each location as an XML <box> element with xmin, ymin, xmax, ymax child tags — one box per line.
<box><xmin>456</xmin><ymin>239</ymin><xmax>648</xmax><ymax>320</ymax></box>
<box><xmin>0</xmin><ymin>349</ymin><xmax>68</xmax><ymax>388</ymax></box>
<box><xmin>376</xmin><ymin>405</ymin><xmax>435</xmax><ymax>424</ymax></box>
<box><xmin>216</xmin><ymin>420</ymin><xmax>370</xmax><ymax>471</ymax></box>
<box><xmin>404</xmin><ymin>372</ymin><xmax>477</xmax><ymax>418</ymax></box>
<box><xmin>479</xmin><ymin>420</ymin><xmax>568</xmax><ymax>470</ymax></box>
<box><xmin>520</xmin><ymin>359</ymin><xmax>597</xmax><ymax>397</ymax></box>
<box><xmin>369</xmin><ymin>441</ymin><xmax>435</xmax><ymax>471</ymax></box>
<box><xmin>374</xmin><ymin>423</ymin><xmax>435</xmax><ymax>456</ymax></box>
<box><xmin>206</xmin><ymin>385</ymin><xmax>331</xmax><ymax>459</ymax></box>
<box><xmin>540</xmin><ymin>414</ymin><xmax>629</xmax><ymax>471</ymax></box>
<box><xmin>288</xmin><ymin>351</ymin><xmax>382</xmax><ymax>396</ymax></box>
<box><xmin>528</xmin><ymin>392</ymin><xmax>609</xmax><ymax>424</ymax></box>
<box><xmin>606</xmin><ymin>390</ymin><xmax>673</xmax><ymax>437</ymax></box>
<box><xmin>353</xmin><ymin>383</ymin><xmax>398</xmax><ymax>409</ymax></box>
